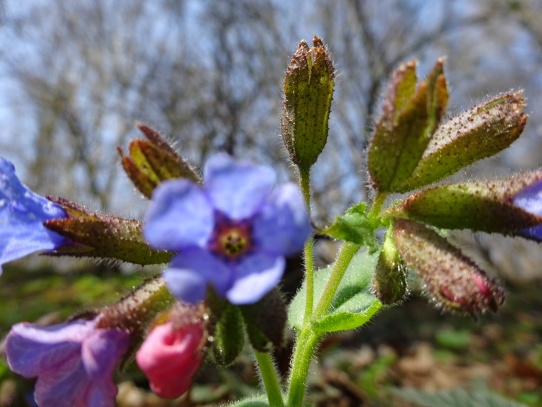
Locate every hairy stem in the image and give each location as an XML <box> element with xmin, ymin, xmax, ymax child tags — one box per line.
<box><xmin>255</xmin><ymin>351</ymin><xmax>284</xmax><ymax>407</ymax></box>
<box><xmin>299</xmin><ymin>167</ymin><xmax>315</xmax><ymax>323</ymax></box>
<box><xmin>314</xmin><ymin>241</ymin><xmax>360</xmax><ymax>317</ymax></box>
<box><xmin>286</xmin><ymin>329</ymin><xmax>319</xmax><ymax>407</ymax></box>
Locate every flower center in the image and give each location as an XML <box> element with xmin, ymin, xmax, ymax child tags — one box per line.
<box><xmin>210</xmin><ymin>214</ymin><xmax>252</xmax><ymax>261</ymax></box>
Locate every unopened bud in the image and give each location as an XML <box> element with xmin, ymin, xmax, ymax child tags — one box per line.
<box><xmin>393</xmin><ymin>219</ymin><xmax>504</xmax><ymax>315</ymax></box>
<box><xmin>45</xmin><ymin>210</ymin><xmax>171</xmax><ymax>265</ymax></box>
<box><xmin>399</xmin><ymin>92</ymin><xmax>527</xmax><ymax>191</ymax></box>
<box><xmin>281</xmin><ymin>36</ymin><xmax>335</xmax><ymax>171</ymax></box>
<box><xmin>372</xmin><ymin>227</ymin><xmax>407</xmax><ymax>305</ymax></box>
<box><xmin>119</xmin><ymin>123</ymin><xmax>200</xmax><ymax>198</ymax></box>
<box><xmin>368</xmin><ymin>59</ymin><xmax>448</xmax><ymax>192</ymax></box>
<box><xmin>386</xmin><ymin>170</ymin><xmax>542</xmax><ymax>235</ymax></box>
<box><xmin>136</xmin><ymin>302</ymin><xmax>207</xmax><ymax>399</ymax></box>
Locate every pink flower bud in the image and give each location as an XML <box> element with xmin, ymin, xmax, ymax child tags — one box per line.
<box><xmin>136</xmin><ymin>321</ymin><xmax>204</xmax><ymax>398</ymax></box>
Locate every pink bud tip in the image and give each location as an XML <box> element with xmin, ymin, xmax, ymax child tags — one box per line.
<box><xmin>136</xmin><ymin>321</ymin><xmax>203</xmax><ymax>399</ymax></box>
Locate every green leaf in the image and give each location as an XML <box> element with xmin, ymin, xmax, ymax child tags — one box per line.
<box><xmin>312</xmin><ymin>301</ymin><xmax>381</xmax><ymax>335</ymax></box>
<box><xmin>390</xmin><ymin>387</ymin><xmax>528</xmax><ymax>407</ymax></box>
<box><xmin>288</xmin><ymin>250</ymin><xmax>381</xmax><ymax>333</ymax></box>
<box><xmin>220</xmin><ymin>394</ymin><xmax>270</xmax><ymax>407</ymax></box>
<box><xmin>322</xmin><ymin>203</ymin><xmax>379</xmax><ymax>251</ymax></box>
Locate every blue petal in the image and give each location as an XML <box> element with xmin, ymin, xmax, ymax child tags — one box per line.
<box><xmin>513</xmin><ymin>180</ymin><xmax>542</xmax><ymax>240</ymax></box>
<box><xmin>6</xmin><ymin>320</ymin><xmax>127</xmax><ymax>407</ymax></box>
<box><xmin>513</xmin><ymin>180</ymin><xmax>542</xmax><ymax>215</ymax></box>
<box><xmin>164</xmin><ymin>250</ymin><xmax>234</xmax><ymax>303</ymax></box>
<box><xmin>226</xmin><ymin>253</ymin><xmax>285</xmax><ymax>304</ymax></box>
<box><xmin>204</xmin><ymin>153</ymin><xmax>276</xmax><ymax>220</ymax></box>
<box><xmin>144</xmin><ymin>180</ymin><xmax>214</xmax><ymax>251</ymax></box>
<box><xmin>5</xmin><ymin>321</ymin><xmax>88</xmax><ymax>377</ymax></box>
<box><xmin>253</xmin><ymin>183</ymin><xmax>311</xmax><ymax>256</ymax></box>
<box><xmin>0</xmin><ymin>157</ymin><xmax>68</xmax><ymax>271</ymax></box>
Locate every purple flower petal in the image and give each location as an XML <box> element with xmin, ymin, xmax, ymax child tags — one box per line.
<box><xmin>5</xmin><ymin>319</ymin><xmax>130</xmax><ymax>407</ymax></box>
<box><xmin>226</xmin><ymin>253</ymin><xmax>285</xmax><ymax>304</ymax></box>
<box><xmin>165</xmin><ymin>249</ymin><xmax>234</xmax><ymax>303</ymax></box>
<box><xmin>512</xmin><ymin>180</ymin><xmax>542</xmax><ymax>240</ymax></box>
<box><xmin>0</xmin><ymin>157</ymin><xmax>68</xmax><ymax>272</ymax></box>
<box><xmin>204</xmin><ymin>153</ymin><xmax>276</xmax><ymax>220</ymax></box>
<box><xmin>253</xmin><ymin>183</ymin><xmax>311</xmax><ymax>256</ymax></box>
<box><xmin>512</xmin><ymin>179</ymin><xmax>542</xmax><ymax>215</ymax></box>
<box><xmin>6</xmin><ymin>321</ymin><xmax>89</xmax><ymax>376</ymax></box>
<box><xmin>144</xmin><ymin>180</ymin><xmax>214</xmax><ymax>251</ymax></box>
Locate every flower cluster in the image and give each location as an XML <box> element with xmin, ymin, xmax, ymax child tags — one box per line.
<box><xmin>3</xmin><ymin>43</ymin><xmax>542</xmax><ymax>407</ymax></box>
<box><xmin>1</xmin><ymin>150</ymin><xmax>309</xmax><ymax>406</ymax></box>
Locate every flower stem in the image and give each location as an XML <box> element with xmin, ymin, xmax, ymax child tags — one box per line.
<box><xmin>314</xmin><ymin>241</ymin><xmax>360</xmax><ymax>317</ymax></box>
<box><xmin>302</xmin><ymin>238</ymin><xmax>314</xmax><ymax>323</ymax></box>
<box><xmin>286</xmin><ymin>329</ymin><xmax>319</xmax><ymax>407</ymax></box>
<box><xmin>255</xmin><ymin>351</ymin><xmax>284</xmax><ymax>407</ymax></box>
<box><xmin>367</xmin><ymin>192</ymin><xmax>387</xmax><ymax>221</ymax></box>
<box><xmin>299</xmin><ymin>167</ymin><xmax>315</xmax><ymax>324</ymax></box>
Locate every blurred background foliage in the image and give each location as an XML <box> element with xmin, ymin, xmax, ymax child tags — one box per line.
<box><xmin>1</xmin><ymin>0</ymin><xmax>542</xmax><ymax>406</ymax></box>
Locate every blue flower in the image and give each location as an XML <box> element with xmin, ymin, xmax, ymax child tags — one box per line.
<box><xmin>512</xmin><ymin>179</ymin><xmax>542</xmax><ymax>240</ymax></box>
<box><xmin>5</xmin><ymin>318</ymin><xmax>131</xmax><ymax>407</ymax></box>
<box><xmin>144</xmin><ymin>153</ymin><xmax>311</xmax><ymax>304</ymax></box>
<box><xmin>0</xmin><ymin>157</ymin><xmax>68</xmax><ymax>272</ymax></box>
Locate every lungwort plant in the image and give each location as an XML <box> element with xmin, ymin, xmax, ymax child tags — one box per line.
<box><xmin>1</xmin><ymin>36</ymin><xmax>541</xmax><ymax>407</ymax></box>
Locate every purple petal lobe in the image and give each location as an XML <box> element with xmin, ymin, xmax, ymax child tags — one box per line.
<box><xmin>5</xmin><ymin>319</ymin><xmax>130</xmax><ymax>407</ymax></box>
<box><xmin>513</xmin><ymin>180</ymin><xmax>542</xmax><ymax>240</ymax></box>
<box><xmin>512</xmin><ymin>180</ymin><xmax>542</xmax><ymax>215</ymax></box>
<box><xmin>226</xmin><ymin>253</ymin><xmax>285</xmax><ymax>304</ymax></box>
<box><xmin>165</xmin><ymin>250</ymin><xmax>234</xmax><ymax>302</ymax></box>
<box><xmin>253</xmin><ymin>183</ymin><xmax>311</xmax><ymax>256</ymax></box>
<box><xmin>204</xmin><ymin>153</ymin><xmax>276</xmax><ymax>220</ymax></box>
<box><xmin>144</xmin><ymin>180</ymin><xmax>213</xmax><ymax>251</ymax></box>
<box><xmin>6</xmin><ymin>321</ymin><xmax>91</xmax><ymax>377</ymax></box>
<box><xmin>0</xmin><ymin>157</ymin><xmax>68</xmax><ymax>272</ymax></box>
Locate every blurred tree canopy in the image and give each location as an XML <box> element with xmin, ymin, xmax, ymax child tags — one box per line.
<box><xmin>0</xmin><ymin>0</ymin><xmax>541</xmax><ymax>223</ymax></box>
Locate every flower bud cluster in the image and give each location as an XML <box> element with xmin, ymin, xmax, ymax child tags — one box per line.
<box><xmin>366</xmin><ymin>60</ymin><xmax>542</xmax><ymax>315</ymax></box>
<box><xmin>1</xmin><ymin>124</ymin><xmax>308</xmax><ymax>405</ymax></box>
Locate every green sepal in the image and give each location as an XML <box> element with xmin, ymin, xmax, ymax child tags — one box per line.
<box><xmin>96</xmin><ymin>277</ymin><xmax>175</xmax><ymax>368</ymax></box>
<box><xmin>240</xmin><ymin>289</ymin><xmax>287</xmax><ymax>352</ymax></box>
<box><xmin>386</xmin><ymin>170</ymin><xmax>542</xmax><ymax>234</ymax></box>
<box><xmin>368</xmin><ymin>59</ymin><xmax>448</xmax><ymax>192</ymax></box>
<box><xmin>288</xmin><ymin>251</ymin><xmax>381</xmax><ymax>333</ymax></box>
<box><xmin>44</xmin><ymin>205</ymin><xmax>171</xmax><ymax>265</ymax></box>
<box><xmin>209</xmin><ymin>299</ymin><xmax>245</xmax><ymax>366</ymax></box>
<box><xmin>281</xmin><ymin>36</ymin><xmax>335</xmax><ymax>171</ymax></box>
<box><xmin>372</xmin><ymin>226</ymin><xmax>407</xmax><ymax>305</ymax></box>
<box><xmin>398</xmin><ymin>92</ymin><xmax>527</xmax><ymax>191</ymax></box>
<box><xmin>119</xmin><ymin>123</ymin><xmax>200</xmax><ymax>198</ymax></box>
<box><xmin>321</xmin><ymin>202</ymin><xmax>379</xmax><ymax>252</ymax></box>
